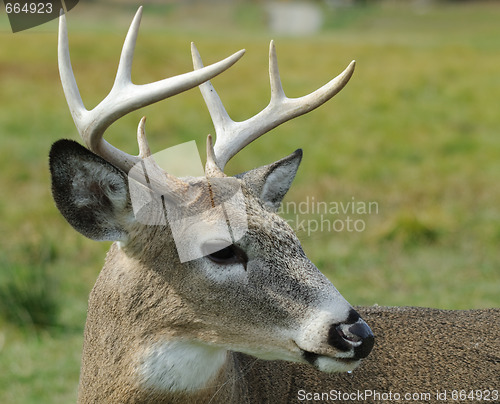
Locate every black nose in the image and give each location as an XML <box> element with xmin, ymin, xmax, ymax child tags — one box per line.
<box><xmin>347</xmin><ymin>321</ymin><xmax>375</xmax><ymax>358</ymax></box>
<box><xmin>328</xmin><ymin>310</ymin><xmax>375</xmax><ymax>359</ymax></box>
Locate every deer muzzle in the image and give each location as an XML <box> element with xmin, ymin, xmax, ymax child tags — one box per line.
<box><xmin>329</xmin><ymin>315</ymin><xmax>375</xmax><ymax>359</ymax></box>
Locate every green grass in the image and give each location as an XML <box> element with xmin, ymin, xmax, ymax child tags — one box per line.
<box><xmin>1</xmin><ymin>1</ymin><xmax>500</xmax><ymax>402</ymax></box>
<box><xmin>0</xmin><ymin>241</ymin><xmax>60</xmax><ymax>330</ymax></box>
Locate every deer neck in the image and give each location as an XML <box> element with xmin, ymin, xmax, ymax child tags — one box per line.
<box><xmin>79</xmin><ymin>243</ymin><xmax>247</xmax><ymax>403</ymax></box>
<box><xmin>140</xmin><ymin>339</ymin><xmax>228</xmax><ymax>393</ymax></box>
<box><xmin>138</xmin><ymin>343</ymin><xmax>252</xmax><ymax>403</ymax></box>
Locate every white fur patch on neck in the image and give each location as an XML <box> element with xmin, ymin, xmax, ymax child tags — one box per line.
<box><xmin>140</xmin><ymin>340</ymin><xmax>227</xmax><ymax>393</ymax></box>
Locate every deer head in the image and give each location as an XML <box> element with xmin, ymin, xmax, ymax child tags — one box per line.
<box><xmin>49</xmin><ymin>7</ymin><xmax>374</xmax><ymax>399</ymax></box>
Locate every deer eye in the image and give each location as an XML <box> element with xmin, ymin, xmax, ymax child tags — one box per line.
<box><xmin>203</xmin><ymin>242</ymin><xmax>248</xmax><ymax>268</ymax></box>
<box><xmin>209</xmin><ymin>245</ymin><xmax>236</xmax><ymax>262</ymax></box>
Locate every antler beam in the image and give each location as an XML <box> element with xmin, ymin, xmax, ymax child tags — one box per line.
<box><xmin>58</xmin><ymin>6</ymin><xmax>245</xmax><ymax>173</ymax></box>
<box><xmin>192</xmin><ymin>41</ymin><xmax>355</xmax><ymax>171</ymax></box>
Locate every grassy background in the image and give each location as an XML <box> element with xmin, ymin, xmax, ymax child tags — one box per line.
<box><xmin>1</xmin><ymin>1</ymin><xmax>499</xmax><ymax>402</ymax></box>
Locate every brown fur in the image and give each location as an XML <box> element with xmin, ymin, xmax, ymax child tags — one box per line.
<box><xmin>79</xmin><ymin>295</ymin><xmax>499</xmax><ymax>403</ymax></box>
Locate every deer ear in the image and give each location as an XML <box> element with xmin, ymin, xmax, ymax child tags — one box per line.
<box><xmin>49</xmin><ymin>139</ymin><xmax>134</xmax><ymax>242</ymax></box>
<box><xmin>237</xmin><ymin>149</ymin><xmax>302</xmax><ymax>211</ymax></box>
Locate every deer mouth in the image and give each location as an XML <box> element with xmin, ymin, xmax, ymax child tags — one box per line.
<box><xmin>300</xmin><ymin>348</ymin><xmax>361</xmax><ymax>373</ymax></box>
<box><xmin>294</xmin><ymin>314</ymin><xmax>374</xmax><ymax>373</ymax></box>
<box><xmin>303</xmin><ymin>350</ymin><xmax>357</xmax><ymax>364</ymax></box>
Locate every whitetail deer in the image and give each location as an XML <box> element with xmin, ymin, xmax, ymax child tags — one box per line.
<box><xmin>49</xmin><ymin>7</ymin><xmax>499</xmax><ymax>404</ymax></box>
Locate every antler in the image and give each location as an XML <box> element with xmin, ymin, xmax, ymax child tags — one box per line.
<box><xmin>58</xmin><ymin>7</ymin><xmax>245</xmax><ymax>173</ymax></box>
<box><xmin>191</xmin><ymin>41</ymin><xmax>355</xmax><ymax>171</ymax></box>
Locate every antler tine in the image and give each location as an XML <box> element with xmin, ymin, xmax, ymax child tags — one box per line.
<box><xmin>58</xmin><ymin>7</ymin><xmax>245</xmax><ymax>173</ymax></box>
<box><xmin>191</xmin><ymin>43</ymin><xmax>233</xmax><ymax>141</ymax></box>
<box><xmin>136</xmin><ymin>117</ymin><xmax>151</xmax><ymax>159</ymax></box>
<box><xmin>58</xmin><ymin>10</ymin><xmax>85</xmax><ymax>134</ymax></box>
<box><xmin>268</xmin><ymin>40</ymin><xmax>285</xmax><ymax>101</ymax></box>
<box><xmin>192</xmin><ymin>40</ymin><xmax>355</xmax><ymax>171</ymax></box>
<box><xmin>205</xmin><ymin>134</ymin><xmax>225</xmax><ymax>178</ymax></box>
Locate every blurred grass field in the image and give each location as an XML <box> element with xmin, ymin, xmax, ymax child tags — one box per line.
<box><xmin>1</xmin><ymin>1</ymin><xmax>500</xmax><ymax>402</ymax></box>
